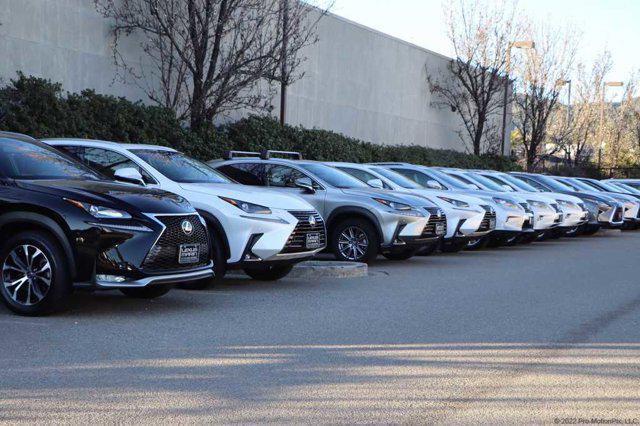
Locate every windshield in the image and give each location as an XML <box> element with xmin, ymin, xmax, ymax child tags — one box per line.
<box><xmin>0</xmin><ymin>137</ymin><xmax>102</xmax><ymax>180</ymax></box>
<box><xmin>371</xmin><ymin>167</ymin><xmax>421</xmax><ymax>189</ymax></box>
<box><xmin>563</xmin><ymin>178</ymin><xmax>598</xmax><ymax>192</ymax></box>
<box><xmin>535</xmin><ymin>175</ymin><xmax>574</xmax><ymax>192</ymax></box>
<box><xmin>498</xmin><ymin>173</ymin><xmax>540</xmax><ymax>192</ymax></box>
<box><xmin>465</xmin><ymin>172</ymin><xmax>508</xmax><ymax>192</ymax></box>
<box><xmin>427</xmin><ymin>169</ymin><xmax>471</xmax><ymax>190</ymax></box>
<box><xmin>589</xmin><ymin>179</ymin><xmax>625</xmax><ymax>193</ymax></box>
<box><xmin>612</xmin><ymin>182</ymin><xmax>640</xmax><ymax>194</ymax></box>
<box><xmin>132</xmin><ymin>150</ymin><xmax>231</xmax><ymax>184</ymax></box>
<box><xmin>299</xmin><ymin>163</ymin><xmax>368</xmax><ymax>188</ymax></box>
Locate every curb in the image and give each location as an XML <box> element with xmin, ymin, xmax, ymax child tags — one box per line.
<box><xmin>230</xmin><ymin>260</ymin><xmax>368</xmax><ymax>279</ymax></box>
<box><xmin>287</xmin><ymin>260</ymin><xmax>368</xmax><ymax>279</ymax></box>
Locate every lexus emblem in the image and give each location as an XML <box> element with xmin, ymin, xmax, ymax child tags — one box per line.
<box><xmin>308</xmin><ymin>215</ymin><xmax>316</xmax><ymax>226</ymax></box>
<box><xmin>181</xmin><ymin>220</ymin><xmax>194</xmax><ymax>236</ymax></box>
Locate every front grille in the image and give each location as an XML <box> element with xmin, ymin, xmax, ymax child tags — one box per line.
<box><xmin>613</xmin><ymin>207</ymin><xmax>623</xmax><ymax>222</ymax></box>
<box><xmin>519</xmin><ymin>202</ymin><xmax>533</xmax><ymax>214</ymax></box>
<box><xmin>142</xmin><ymin>214</ymin><xmax>210</xmax><ymax>272</ymax></box>
<box><xmin>422</xmin><ymin>207</ymin><xmax>447</xmax><ymax>237</ymax></box>
<box><xmin>478</xmin><ymin>207</ymin><xmax>497</xmax><ymax>232</ymax></box>
<box><xmin>281</xmin><ymin>210</ymin><xmax>326</xmax><ymax>253</ymax></box>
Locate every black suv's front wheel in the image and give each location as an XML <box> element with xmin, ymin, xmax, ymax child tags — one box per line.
<box><xmin>244</xmin><ymin>264</ymin><xmax>294</xmax><ymax>281</ymax></box>
<box><xmin>0</xmin><ymin>231</ymin><xmax>71</xmax><ymax>316</ymax></box>
<box><xmin>331</xmin><ymin>218</ymin><xmax>379</xmax><ymax>263</ymax></box>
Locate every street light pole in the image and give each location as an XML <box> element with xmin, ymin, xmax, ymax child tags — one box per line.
<box><xmin>598</xmin><ymin>81</ymin><xmax>624</xmax><ymax>169</ymax></box>
<box><xmin>500</xmin><ymin>40</ymin><xmax>535</xmax><ymax>156</ymax></box>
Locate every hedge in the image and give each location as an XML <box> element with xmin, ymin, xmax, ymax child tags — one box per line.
<box><xmin>0</xmin><ymin>73</ymin><xmax>520</xmax><ymax>170</ymax></box>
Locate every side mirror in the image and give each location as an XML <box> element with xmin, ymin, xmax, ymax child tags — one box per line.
<box><xmin>294</xmin><ymin>177</ymin><xmax>315</xmax><ymax>193</ymax></box>
<box><xmin>114</xmin><ymin>167</ymin><xmax>145</xmax><ymax>186</ymax></box>
<box><xmin>426</xmin><ymin>180</ymin><xmax>443</xmax><ymax>190</ymax></box>
<box><xmin>367</xmin><ymin>178</ymin><xmax>384</xmax><ymax>189</ymax></box>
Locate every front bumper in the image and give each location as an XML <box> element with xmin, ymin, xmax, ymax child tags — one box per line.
<box><xmin>94</xmin><ymin>262</ymin><xmax>215</xmax><ymax>288</ymax></box>
<box><xmin>225</xmin><ymin>209</ymin><xmax>327</xmax><ymax>264</ymax></box>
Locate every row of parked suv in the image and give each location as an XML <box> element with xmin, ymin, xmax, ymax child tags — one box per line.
<box><xmin>2</xmin><ymin>131</ymin><xmax>639</xmax><ymax>315</ymax></box>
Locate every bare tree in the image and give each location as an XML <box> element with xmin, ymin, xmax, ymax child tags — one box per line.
<box><xmin>428</xmin><ymin>0</ymin><xmax>524</xmax><ymax>155</ymax></box>
<box><xmin>94</xmin><ymin>0</ymin><xmax>328</xmax><ymax>131</ymax></box>
<box><xmin>558</xmin><ymin>52</ymin><xmax>614</xmax><ymax>166</ymax></box>
<box><xmin>512</xmin><ymin>23</ymin><xmax>579</xmax><ymax>171</ymax></box>
<box><xmin>602</xmin><ymin>74</ymin><xmax>638</xmax><ymax>168</ymax></box>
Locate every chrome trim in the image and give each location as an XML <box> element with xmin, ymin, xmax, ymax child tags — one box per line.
<box><xmin>95</xmin><ymin>262</ymin><xmax>214</xmax><ymax>288</ymax></box>
<box><xmin>87</xmin><ymin>222</ymin><xmax>153</xmax><ymax>233</ymax></box>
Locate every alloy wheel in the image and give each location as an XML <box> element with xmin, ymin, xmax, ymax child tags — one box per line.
<box><xmin>2</xmin><ymin>244</ymin><xmax>52</xmax><ymax>306</ymax></box>
<box><xmin>337</xmin><ymin>226</ymin><xmax>369</xmax><ymax>261</ymax></box>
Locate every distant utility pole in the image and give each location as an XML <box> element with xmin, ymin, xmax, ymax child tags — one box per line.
<box><xmin>280</xmin><ymin>0</ymin><xmax>289</xmax><ymax>126</ymax></box>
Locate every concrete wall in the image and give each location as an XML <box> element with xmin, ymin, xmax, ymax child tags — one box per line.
<box><xmin>0</xmin><ymin>0</ymin><xmax>510</xmax><ymax>153</ymax></box>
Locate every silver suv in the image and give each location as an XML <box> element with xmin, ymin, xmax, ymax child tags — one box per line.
<box><xmin>211</xmin><ymin>152</ymin><xmax>445</xmax><ymax>263</ymax></box>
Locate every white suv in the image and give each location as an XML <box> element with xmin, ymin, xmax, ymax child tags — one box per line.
<box><xmin>44</xmin><ymin>139</ymin><xmax>327</xmax><ymax>283</ymax></box>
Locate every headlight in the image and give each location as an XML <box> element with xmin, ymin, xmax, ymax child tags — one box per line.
<box><xmin>526</xmin><ymin>200</ymin><xmax>549</xmax><ymax>209</ymax></box>
<box><xmin>492</xmin><ymin>197</ymin><xmax>522</xmax><ymax>211</ymax></box>
<box><xmin>437</xmin><ymin>196</ymin><xmax>469</xmax><ymax>208</ymax></box>
<box><xmin>220</xmin><ymin>197</ymin><xmax>272</xmax><ymax>214</ymax></box>
<box><xmin>65</xmin><ymin>199</ymin><xmax>132</xmax><ymax>219</ymax></box>
<box><xmin>373</xmin><ymin>198</ymin><xmax>424</xmax><ymax>217</ymax></box>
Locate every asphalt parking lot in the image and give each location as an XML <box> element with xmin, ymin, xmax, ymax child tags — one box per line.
<box><xmin>1</xmin><ymin>230</ymin><xmax>640</xmax><ymax>423</ymax></box>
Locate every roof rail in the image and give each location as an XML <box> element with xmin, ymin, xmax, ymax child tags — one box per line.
<box><xmin>260</xmin><ymin>150</ymin><xmax>303</xmax><ymax>160</ymax></box>
<box><xmin>368</xmin><ymin>162</ymin><xmax>409</xmax><ymax>166</ymax></box>
<box><xmin>223</xmin><ymin>150</ymin><xmax>261</xmax><ymax>160</ymax></box>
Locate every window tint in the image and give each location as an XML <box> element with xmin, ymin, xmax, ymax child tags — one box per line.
<box><xmin>216</xmin><ymin>163</ymin><xmax>266</xmax><ymax>185</ymax></box>
<box><xmin>0</xmin><ymin>138</ymin><xmax>101</xmax><ymax>180</ymax></box>
<box><xmin>337</xmin><ymin>167</ymin><xmax>391</xmax><ymax>189</ymax></box>
<box><xmin>481</xmin><ymin>174</ymin><xmax>517</xmax><ymax>190</ymax></box>
<box><xmin>63</xmin><ymin>146</ymin><xmax>156</xmax><ymax>184</ymax></box>
<box><xmin>132</xmin><ymin>150</ymin><xmax>227</xmax><ymax>184</ymax></box>
<box><xmin>266</xmin><ymin>164</ymin><xmax>320</xmax><ymax>189</ymax></box>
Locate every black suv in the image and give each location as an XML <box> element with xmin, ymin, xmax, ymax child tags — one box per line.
<box><xmin>0</xmin><ymin>132</ymin><xmax>213</xmax><ymax>315</ymax></box>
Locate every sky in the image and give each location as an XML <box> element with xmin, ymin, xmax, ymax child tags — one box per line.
<box><xmin>328</xmin><ymin>0</ymin><xmax>639</xmax><ymax>98</ymax></box>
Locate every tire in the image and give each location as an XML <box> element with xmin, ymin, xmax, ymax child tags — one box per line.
<box><xmin>179</xmin><ymin>226</ymin><xmax>227</xmax><ymax>290</ymax></box>
<box><xmin>466</xmin><ymin>236</ymin><xmax>489</xmax><ymax>251</ymax></box>
<box><xmin>563</xmin><ymin>227</ymin><xmax>580</xmax><ymax>237</ymax></box>
<box><xmin>119</xmin><ymin>284</ymin><xmax>172</xmax><ymax>299</ymax></box>
<box><xmin>503</xmin><ymin>234</ymin><xmax>521</xmax><ymax>246</ymax></box>
<box><xmin>243</xmin><ymin>264</ymin><xmax>294</xmax><ymax>281</ymax></box>
<box><xmin>441</xmin><ymin>239</ymin><xmax>467</xmax><ymax>253</ymax></box>
<box><xmin>382</xmin><ymin>249</ymin><xmax>415</xmax><ymax>260</ymax></box>
<box><xmin>486</xmin><ymin>236</ymin><xmax>505</xmax><ymax>248</ymax></box>
<box><xmin>0</xmin><ymin>230</ymin><xmax>71</xmax><ymax>316</ymax></box>
<box><xmin>417</xmin><ymin>242</ymin><xmax>441</xmax><ymax>256</ymax></box>
<box><xmin>331</xmin><ymin>218</ymin><xmax>379</xmax><ymax>263</ymax></box>
<box><xmin>581</xmin><ymin>225</ymin><xmax>601</xmax><ymax>236</ymax></box>
<box><xmin>517</xmin><ymin>233</ymin><xmax>537</xmax><ymax>244</ymax></box>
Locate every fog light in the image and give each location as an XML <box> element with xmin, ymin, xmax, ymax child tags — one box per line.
<box><xmin>96</xmin><ymin>274</ymin><xmax>126</xmax><ymax>283</ymax></box>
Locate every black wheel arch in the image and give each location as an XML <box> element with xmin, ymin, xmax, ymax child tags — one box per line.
<box><xmin>196</xmin><ymin>209</ymin><xmax>231</xmax><ymax>261</ymax></box>
<box><xmin>0</xmin><ymin>211</ymin><xmax>77</xmax><ymax>279</ymax></box>
<box><xmin>326</xmin><ymin>206</ymin><xmax>383</xmax><ymax>243</ymax></box>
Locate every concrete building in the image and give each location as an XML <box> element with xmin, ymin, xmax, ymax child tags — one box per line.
<box><xmin>0</xmin><ymin>0</ymin><xmax>510</xmax><ymax>153</ymax></box>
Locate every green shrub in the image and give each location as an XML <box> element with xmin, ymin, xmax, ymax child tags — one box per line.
<box><xmin>0</xmin><ymin>73</ymin><xmax>521</xmax><ymax>171</ymax></box>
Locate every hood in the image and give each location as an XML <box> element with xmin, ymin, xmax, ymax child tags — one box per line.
<box><xmin>397</xmin><ymin>188</ymin><xmax>486</xmax><ymax>207</ymax></box>
<box><xmin>179</xmin><ymin>183</ymin><xmax>313</xmax><ymax>210</ymax></box>
<box><xmin>339</xmin><ymin>187</ymin><xmax>435</xmax><ymax>207</ymax></box>
<box><xmin>17</xmin><ymin>179</ymin><xmax>194</xmax><ymax>214</ymax></box>
<box><xmin>545</xmin><ymin>192</ymin><xmax>584</xmax><ymax>204</ymax></box>
<box><xmin>449</xmin><ymin>188</ymin><xmax>524</xmax><ymax>204</ymax></box>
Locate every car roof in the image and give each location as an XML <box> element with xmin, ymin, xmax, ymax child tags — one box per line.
<box><xmin>0</xmin><ymin>131</ymin><xmax>38</xmax><ymax>143</ymax></box>
<box><xmin>43</xmin><ymin>138</ymin><xmax>177</xmax><ymax>152</ymax></box>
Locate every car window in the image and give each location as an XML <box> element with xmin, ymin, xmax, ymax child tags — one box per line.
<box><xmin>267</xmin><ymin>165</ymin><xmax>320</xmax><ymax>189</ymax></box>
<box><xmin>0</xmin><ymin>138</ymin><xmax>102</xmax><ymax>180</ymax></box>
<box><xmin>337</xmin><ymin>167</ymin><xmax>392</xmax><ymax>189</ymax></box>
<box><xmin>371</xmin><ymin>167</ymin><xmax>422</xmax><ymax>189</ymax></box>
<box><xmin>132</xmin><ymin>150</ymin><xmax>229</xmax><ymax>184</ymax></box>
<box><xmin>62</xmin><ymin>146</ymin><xmax>156</xmax><ymax>184</ymax></box>
<box><xmin>216</xmin><ymin>163</ymin><xmax>266</xmax><ymax>186</ymax></box>
<box><xmin>481</xmin><ymin>174</ymin><xmax>518</xmax><ymax>191</ymax></box>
